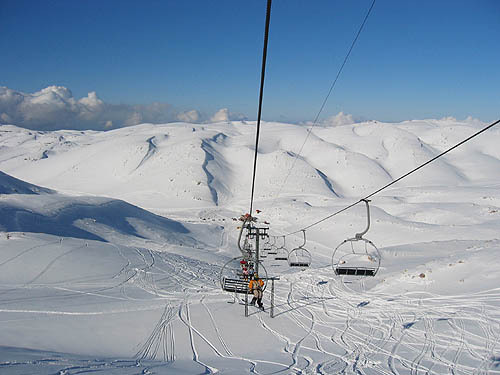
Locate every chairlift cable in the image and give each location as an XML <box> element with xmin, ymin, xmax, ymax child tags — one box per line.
<box><xmin>249</xmin><ymin>0</ymin><xmax>272</xmax><ymax>216</ymax></box>
<box><xmin>281</xmin><ymin>118</ymin><xmax>500</xmax><ymax>237</ymax></box>
<box><xmin>270</xmin><ymin>0</ymin><xmax>377</xmax><ymax>209</ymax></box>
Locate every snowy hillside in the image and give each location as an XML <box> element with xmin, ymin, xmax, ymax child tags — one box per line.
<box><xmin>0</xmin><ymin>170</ymin><xmax>223</xmax><ymax>251</ymax></box>
<box><xmin>1</xmin><ymin>119</ymin><xmax>500</xmax><ymax>374</ymax></box>
<box><xmin>2</xmin><ymin>119</ymin><xmax>499</xmax><ymax>210</ymax></box>
<box><xmin>0</xmin><ymin>170</ymin><xmax>54</xmax><ymax>195</ymax></box>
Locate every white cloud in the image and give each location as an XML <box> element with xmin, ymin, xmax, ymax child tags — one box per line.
<box><xmin>323</xmin><ymin>112</ymin><xmax>355</xmax><ymax>126</ymax></box>
<box><xmin>439</xmin><ymin>116</ymin><xmax>457</xmax><ymax>122</ymax></box>
<box><xmin>210</xmin><ymin>108</ymin><xmax>229</xmax><ymax>122</ymax></box>
<box><xmin>209</xmin><ymin>108</ymin><xmax>247</xmax><ymax>123</ymax></box>
<box><xmin>0</xmin><ymin>86</ymin><xmax>209</xmax><ymax>130</ymax></box>
<box><xmin>125</xmin><ymin>112</ymin><xmax>143</xmax><ymax>126</ymax></box>
<box><xmin>177</xmin><ymin>110</ymin><xmax>200</xmax><ymax>123</ymax></box>
<box><xmin>0</xmin><ymin>86</ymin><xmax>109</xmax><ymax>130</ymax></box>
<box><xmin>463</xmin><ymin>116</ymin><xmax>484</xmax><ymax>126</ymax></box>
<box><xmin>78</xmin><ymin>91</ymin><xmax>104</xmax><ymax>119</ymax></box>
<box><xmin>1</xmin><ymin>113</ymin><xmax>12</xmax><ymax>123</ymax></box>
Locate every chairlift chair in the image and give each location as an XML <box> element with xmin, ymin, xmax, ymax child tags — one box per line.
<box><xmin>266</xmin><ymin>237</ymin><xmax>278</xmax><ymax>255</ymax></box>
<box><xmin>220</xmin><ymin>256</ymin><xmax>268</xmax><ymax>294</ymax></box>
<box><xmin>274</xmin><ymin>236</ymin><xmax>289</xmax><ymax>261</ymax></box>
<box><xmin>259</xmin><ymin>237</ymin><xmax>270</xmax><ymax>259</ymax></box>
<box><xmin>263</xmin><ymin>237</ymin><xmax>272</xmax><ymax>252</ymax></box>
<box><xmin>288</xmin><ymin>230</ymin><xmax>312</xmax><ymax>267</ymax></box>
<box><xmin>331</xmin><ymin>199</ymin><xmax>381</xmax><ymax>277</ymax></box>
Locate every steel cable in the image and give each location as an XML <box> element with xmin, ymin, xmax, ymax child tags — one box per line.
<box><xmin>249</xmin><ymin>0</ymin><xmax>273</xmax><ymax>215</ymax></box>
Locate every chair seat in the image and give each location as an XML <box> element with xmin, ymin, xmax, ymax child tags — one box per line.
<box><xmin>335</xmin><ymin>267</ymin><xmax>376</xmax><ymax>276</ymax></box>
<box><xmin>222</xmin><ymin>277</ymin><xmax>249</xmax><ymax>293</ymax></box>
<box><xmin>289</xmin><ymin>262</ymin><xmax>310</xmax><ymax>267</ymax></box>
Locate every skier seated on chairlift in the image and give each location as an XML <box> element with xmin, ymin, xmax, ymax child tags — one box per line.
<box><xmin>249</xmin><ymin>274</ymin><xmax>264</xmax><ymax>310</ymax></box>
<box><xmin>239</xmin><ymin>259</ymin><xmax>249</xmax><ymax>279</ymax></box>
<box><xmin>248</xmin><ymin>264</ymin><xmax>255</xmax><ymax>278</ymax></box>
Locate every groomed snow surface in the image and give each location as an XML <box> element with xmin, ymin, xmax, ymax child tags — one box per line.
<box><xmin>0</xmin><ymin>119</ymin><xmax>500</xmax><ymax>374</ymax></box>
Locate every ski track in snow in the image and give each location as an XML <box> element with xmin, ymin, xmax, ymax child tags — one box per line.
<box><xmin>137</xmin><ymin>303</ymin><xmax>176</xmax><ymax>362</ymax></box>
<box><xmin>26</xmin><ymin>244</ymin><xmax>86</xmax><ymax>285</ymax></box>
<box><xmin>254</xmin><ymin>273</ymin><xmax>500</xmax><ymax>375</ymax></box>
<box><xmin>180</xmin><ymin>300</ymin><xmax>220</xmax><ymax>374</ymax></box>
<box><xmin>2</xmin><ymin>239</ymin><xmax>500</xmax><ymax>374</ymax></box>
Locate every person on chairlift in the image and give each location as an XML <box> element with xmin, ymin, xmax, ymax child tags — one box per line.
<box><xmin>248</xmin><ymin>264</ymin><xmax>255</xmax><ymax>278</ymax></box>
<box><xmin>249</xmin><ymin>274</ymin><xmax>264</xmax><ymax>310</ymax></box>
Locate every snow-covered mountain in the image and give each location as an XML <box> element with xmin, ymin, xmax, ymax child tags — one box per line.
<box><xmin>1</xmin><ymin>119</ymin><xmax>500</xmax><ymax>374</ymax></box>
<box><xmin>1</xmin><ymin>119</ymin><xmax>499</xmax><ymax>209</ymax></box>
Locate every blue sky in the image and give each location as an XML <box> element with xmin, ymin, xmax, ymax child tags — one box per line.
<box><xmin>1</xmin><ymin>0</ymin><xmax>499</xmax><ymax>125</ymax></box>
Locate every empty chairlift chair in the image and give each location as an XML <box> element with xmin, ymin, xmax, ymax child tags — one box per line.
<box><xmin>331</xmin><ymin>199</ymin><xmax>381</xmax><ymax>277</ymax></box>
<box><xmin>288</xmin><ymin>230</ymin><xmax>312</xmax><ymax>267</ymax></box>
<box><xmin>260</xmin><ymin>237</ymin><xmax>272</xmax><ymax>259</ymax></box>
<box><xmin>266</xmin><ymin>237</ymin><xmax>278</xmax><ymax>255</ymax></box>
<box><xmin>274</xmin><ymin>236</ymin><xmax>289</xmax><ymax>261</ymax></box>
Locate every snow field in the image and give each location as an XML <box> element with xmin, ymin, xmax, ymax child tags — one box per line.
<box><xmin>3</xmin><ymin>231</ymin><xmax>499</xmax><ymax>374</ymax></box>
<box><xmin>0</xmin><ymin>118</ymin><xmax>500</xmax><ymax>373</ymax></box>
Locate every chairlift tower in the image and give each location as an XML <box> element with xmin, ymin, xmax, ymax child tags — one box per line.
<box><xmin>246</xmin><ymin>225</ymin><xmax>269</xmax><ymax>275</ymax></box>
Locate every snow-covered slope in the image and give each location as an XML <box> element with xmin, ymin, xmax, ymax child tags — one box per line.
<box><xmin>0</xmin><ymin>171</ymin><xmax>223</xmax><ymax>251</ymax></box>
<box><xmin>1</xmin><ymin>119</ymin><xmax>498</xmax><ymax>211</ymax></box>
<box><xmin>0</xmin><ymin>170</ymin><xmax>54</xmax><ymax>194</ymax></box>
<box><xmin>1</xmin><ymin>119</ymin><xmax>500</xmax><ymax>374</ymax></box>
